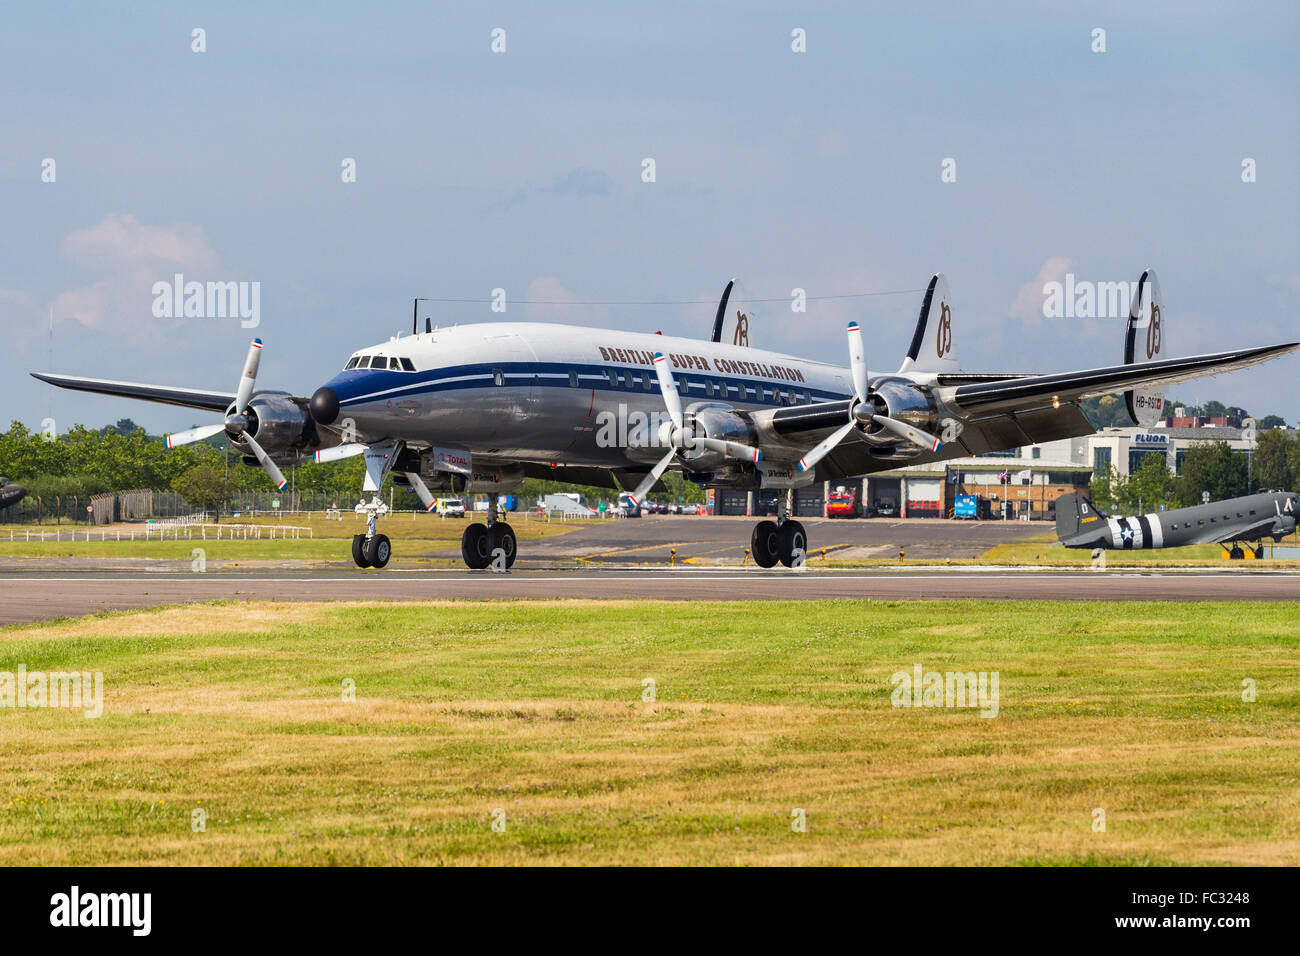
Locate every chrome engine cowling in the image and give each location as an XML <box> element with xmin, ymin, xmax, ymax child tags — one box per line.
<box><xmin>862</xmin><ymin>379</ymin><xmax>940</xmax><ymax>452</ymax></box>
<box><xmin>231</xmin><ymin>393</ymin><xmax>320</xmax><ymax>462</ymax></box>
<box><xmin>681</xmin><ymin>403</ymin><xmax>759</xmax><ymax>470</ymax></box>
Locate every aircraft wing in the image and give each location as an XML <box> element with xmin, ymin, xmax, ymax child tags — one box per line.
<box><xmin>31</xmin><ymin>372</ymin><xmax>236</xmax><ymax>413</ymax></box>
<box><xmin>945</xmin><ymin>343</ymin><xmax>1299</xmax><ymax>415</ymax></box>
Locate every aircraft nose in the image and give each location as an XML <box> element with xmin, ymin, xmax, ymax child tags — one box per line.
<box><xmin>310</xmin><ymin>386</ymin><xmax>339</xmax><ymax>425</ymax></box>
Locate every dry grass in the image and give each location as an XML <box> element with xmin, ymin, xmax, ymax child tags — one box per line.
<box><xmin>1</xmin><ymin>599</ymin><xmax>1296</xmax><ymax>865</ymax></box>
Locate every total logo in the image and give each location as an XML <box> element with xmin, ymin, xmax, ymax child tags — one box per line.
<box><xmin>436</xmin><ymin>452</ymin><xmax>470</xmax><ymax>469</ymax></box>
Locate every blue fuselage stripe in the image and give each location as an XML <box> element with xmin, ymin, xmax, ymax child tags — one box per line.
<box><xmin>328</xmin><ymin>361</ymin><xmax>845</xmax><ymax>407</ymax></box>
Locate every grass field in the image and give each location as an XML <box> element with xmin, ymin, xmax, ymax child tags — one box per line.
<box><xmin>0</xmin><ymin>513</ymin><xmax>577</xmax><ymax>562</ymax></box>
<box><xmin>2</xmin><ymin>599</ymin><xmax>1297</xmax><ymax>865</ymax></box>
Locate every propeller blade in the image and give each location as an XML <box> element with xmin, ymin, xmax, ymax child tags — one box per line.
<box><xmin>403</xmin><ymin>471</ymin><xmax>437</xmax><ymax>512</ymax></box>
<box><xmin>695</xmin><ymin>437</ymin><xmax>763</xmax><ymax>463</ymax></box>
<box><xmin>164</xmin><ymin>423</ymin><xmax>226</xmax><ymax>449</ymax></box>
<box><xmin>847</xmin><ymin>321</ymin><xmax>868</xmax><ymax>403</ymax></box>
<box><xmin>796</xmin><ymin>421</ymin><xmax>856</xmax><ymax>472</ymax></box>
<box><xmin>652</xmin><ymin>352</ymin><xmax>683</xmax><ymax>429</ymax></box>
<box><xmin>872</xmin><ymin>414</ymin><xmax>943</xmax><ymax>452</ymax></box>
<box><xmin>313</xmin><ymin>442</ymin><xmax>368</xmax><ymax>464</ymax></box>
<box><xmin>234</xmin><ymin>338</ymin><xmax>263</xmax><ymax>413</ymax></box>
<box><xmin>627</xmin><ymin>449</ymin><xmax>676</xmax><ymax>506</ymax></box>
<box><xmin>241</xmin><ymin>430</ymin><xmax>288</xmax><ymax>490</ymax></box>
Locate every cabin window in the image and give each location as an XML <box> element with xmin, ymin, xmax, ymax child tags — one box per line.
<box><xmin>569</xmin><ymin>371</ymin><xmax>578</xmax><ymax>388</ymax></box>
<box><xmin>400</xmin><ymin>357</ymin><xmax>415</xmax><ymax>372</ymax></box>
<box><xmin>642</xmin><ymin>372</ymin><xmax>653</xmax><ymax>391</ymax></box>
<box><xmin>1198</xmin><ymin>519</ymin><xmax>1204</xmax><ymax>526</ymax></box>
<box><xmin>493</xmin><ymin>368</ymin><xmax>505</xmax><ymax>387</ymax></box>
<box><xmin>1249</xmin><ymin>509</ymin><xmax>1256</xmax><ymax>515</ymax></box>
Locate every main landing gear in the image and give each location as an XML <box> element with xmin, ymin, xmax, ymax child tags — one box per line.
<box><xmin>750</xmin><ymin>489</ymin><xmax>808</xmax><ymax>569</ymax></box>
<box><xmin>460</xmin><ymin>495</ymin><xmax>517</xmax><ymax>570</ymax></box>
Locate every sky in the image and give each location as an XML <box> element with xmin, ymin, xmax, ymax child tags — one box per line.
<box><xmin>2</xmin><ymin>1</ymin><xmax>1298</xmax><ymax>435</ymax></box>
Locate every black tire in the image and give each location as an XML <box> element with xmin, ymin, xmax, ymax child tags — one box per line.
<box><xmin>365</xmin><ymin>533</ymin><xmax>391</xmax><ymax>569</ymax></box>
<box><xmin>461</xmin><ymin>524</ymin><xmax>490</xmax><ymax>569</ymax></box>
<box><xmin>1229</xmin><ymin>545</ymin><xmax>1244</xmax><ymax>560</ymax></box>
<box><xmin>351</xmin><ymin>533</ymin><xmax>371</xmax><ymax>568</ymax></box>
<box><xmin>488</xmin><ymin>523</ymin><xmax>517</xmax><ymax>569</ymax></box>
<box><xmin>778</xmin><ymin>520</ymin><xmax>808</xmax><ymax>568</ymax></box>
<box><xmin>751</xmin><ymin>520</ymin><xmax>780</xmax><ymax>568</ymax></box>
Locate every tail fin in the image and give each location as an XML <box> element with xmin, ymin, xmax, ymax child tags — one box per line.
<box><xmin>1055</xmin><ymin>492</ymin><xmax>1106</xmax><ymax>542</ymax></box>
<box><xmin>898</xmin><ymin>273</ymin><xmax>960</xmax><ymax>375</ymax></box>
<box><xmin>710</xmin><ymin>278</ymin><xmax>755</xmax><ymax>348</ymax></box>
<box><xmin>1123</xmin><ymin>269</ymin><xmax>1166</xmax><ymax>426</ymax></box>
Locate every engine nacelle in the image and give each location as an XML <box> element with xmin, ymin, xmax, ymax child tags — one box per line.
<box><xmin>682</xmin><ymin>403</ymin><xmax>758</xmax><ymax>470</ymax></box>
<box><xmin>865</xmin><ymin>379</ymin><xmax>939</xmax><ymax>449</ymax></box>
<box><xmin>234</xmin><ymin>392</ymin><xmax>320</xmax><ymax>462</ymax></box>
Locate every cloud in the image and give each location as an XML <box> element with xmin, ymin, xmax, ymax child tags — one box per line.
<box><xmin>497</xmin><ymin>167</ymin><xmax>613</xmax><ymax>208</ymax></box>
<box><xmin>49</xmin><ymin>214</ymin><xmax>220</xmax><ymax>334</ymax></box>
<box><xmin>1009</xmin><ymin>256</ymin><xmax>1070</xmax><ymax>325</ymax></box>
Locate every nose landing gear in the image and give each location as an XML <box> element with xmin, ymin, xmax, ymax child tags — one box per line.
<box><xmin>351</xmin><ymin>495</ymin><xmax>391</xmax><ymax>568</ymax></box>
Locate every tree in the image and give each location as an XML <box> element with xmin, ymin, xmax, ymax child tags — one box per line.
<box><xmin>1259</xmin><ymin>414</ymin><xmax>1287</xmax><ymax>430</ymax></box>
<box><xmin>171</xmin><ymin>462</ymin><xmax>237</xmax><ymax>520</ymax></box>
<box><xmin>1253</xmin><ymin>429</ymin><xmax>1295</xmax><ymax>491</ymax></box>
<box><xmin>1176</xmin><ymin>441</ymin><xmax>1248</xmax><ymax>506</ymax></box>
<box><xmin>1122</xmin><ymin>452</ymin><xmax>1177</xmax><ymax>513</ymax></box>
<box><xmin>1089</xmin><ymin>465</ymin><xmax>1122</xmax><ymax>513</ymax></box>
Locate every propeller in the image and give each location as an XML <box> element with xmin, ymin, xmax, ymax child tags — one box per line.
<box><xmin>795</xmin><ymin>322</ymin><xmax>944</xmax><ymax>473</ymax></box>
<box><xmin>626</xmin><ymin>352</ymin><xmax>763</xmax><ymax>505</ymax></box>
<box><xmin>163</xmin><ymin>338</ymin><xmax>289</xmax><ymax>491</ymax></box>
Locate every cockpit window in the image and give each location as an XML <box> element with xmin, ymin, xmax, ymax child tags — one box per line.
<box><xmin>389</xmin><ymin>357</ymin><xmax>400</xmax><ymax>370</ymax></box>
<box><xmin>345</xmin><ymin>357</ymin><xmax>359</xmax><ymax>370</ymax></box>
<box><xmin>400</xmin><ymin>357</ymin><xmax>415</xmax><ymax>371</ymax></box>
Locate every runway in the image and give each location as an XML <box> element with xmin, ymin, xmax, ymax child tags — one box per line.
<box><xmin>0</xmin><ymin>567</ymin><xmax>1296</xmax><ymax>625</ymax></box>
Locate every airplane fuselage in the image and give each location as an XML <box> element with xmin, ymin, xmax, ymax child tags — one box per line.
<box><xmin>1061</xmin><ymin>491</ymin><xmax>1298</xmax><ymax>549</ymax></box>
<box><xmin>317</xmin><ymin>323</ymin><xmax>862</xmax><ymax>468</ymax></box>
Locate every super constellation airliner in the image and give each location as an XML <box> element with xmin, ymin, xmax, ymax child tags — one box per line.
<box><xmin>34</xmin><ymin>269</ymin><xmax>1298</xmax><ymax>570</ymax></box>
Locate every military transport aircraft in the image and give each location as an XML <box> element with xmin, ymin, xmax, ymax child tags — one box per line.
<box><xmin>0</xmin><ymin>477</ymin><xmax>27</xmax><ymax>511</ymax></box>
<box><xmin>1056</xmin><ymin>490</ymin><xmax>1298</xmax><ymax>559</ymax></box>
<box><xmin>33</xmin><ymin>268</ymin><xmax>1299</xmax><ymax>570</ymax></box>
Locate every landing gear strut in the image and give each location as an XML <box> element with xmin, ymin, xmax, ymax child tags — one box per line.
<box><xmin>751</xmin><ymin>489</ymin><xmax>807</xmax><ymax>568</ymax></box>
<box><xmin>352</xmin><ymin>495</ymin><xmax>391</xmax><ymax>569</ymax></box>
<box><xmin>461</xmin><ymin>495</ymin><xmax>517</xmax><ymax>570</ymax></box>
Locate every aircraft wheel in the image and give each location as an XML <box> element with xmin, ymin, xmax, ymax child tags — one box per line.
<box><xmin>751</xmin><ymin>520</ymin><xmax>780</xmax><ymax>568</ymax></box>
<box><xmin>365</xmin><ymin>533</ymin><xmax>391</xmax><ymax>569</ymax></box>
<box><xmin>352</xmin><ymin>533</ymin><xmax>371</xmax><ymax>568</ymax></box>
<box><xmin>1230</xmin><ymin>545</ymin><xmax>1244</xmax><ymax>560</ymax></box>
<box><xmin>488</xmin><ymin>523</ymin><xmax>517</xmax><ymax>568</ymax></box>
<box><xmin>462</xmin><ymin>524</ymin><xmax>491</xmax><ymax>569</ymax></box>
<box><xmin>778</xmin><ymin>520</ymin><xmax>807</xmax><ymax>568</ymax></box>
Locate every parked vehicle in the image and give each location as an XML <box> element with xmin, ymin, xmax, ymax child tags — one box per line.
<box><xmin>437</xmin><ymin>497</ymin><xmax>466</xmax><ymax>517</ymax></box>
<box><xmin>870</xmin><ymin>502</ymin><xmax>898</xmax><ymax>518</ymax></box>
<box><xmin>827</xmin><ymin>489</ymin><xmax>858</xmax><ymax>518</ymax></box>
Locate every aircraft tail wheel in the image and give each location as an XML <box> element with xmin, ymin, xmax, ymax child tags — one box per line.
<box><xmin>778</xmin><ymin>520</ymin><xmax>807</xmax><ymax>568</ymax></box>
<box><xmin>488</xmin><ymin>523</ymin><xmax>518</xmax><ymax>568</ymax></box>
<box><xmin>462</xmin><ymin>524</ymin><xmax>491</xmax><ymax>569</ymax></box>
<box><xmin>352</xmin><ymin>533</ymin><xmax>371</xmax><ymax>568</ymax></box>
<box><xmin>365</xmin><ymin>533</ymin><xmax>391</xmax><ymax>569</ymax></box>
<box><xmin>751</xmin><ymin>520</ymin><xmax>780</xmax><ymax>568</ymax></box>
